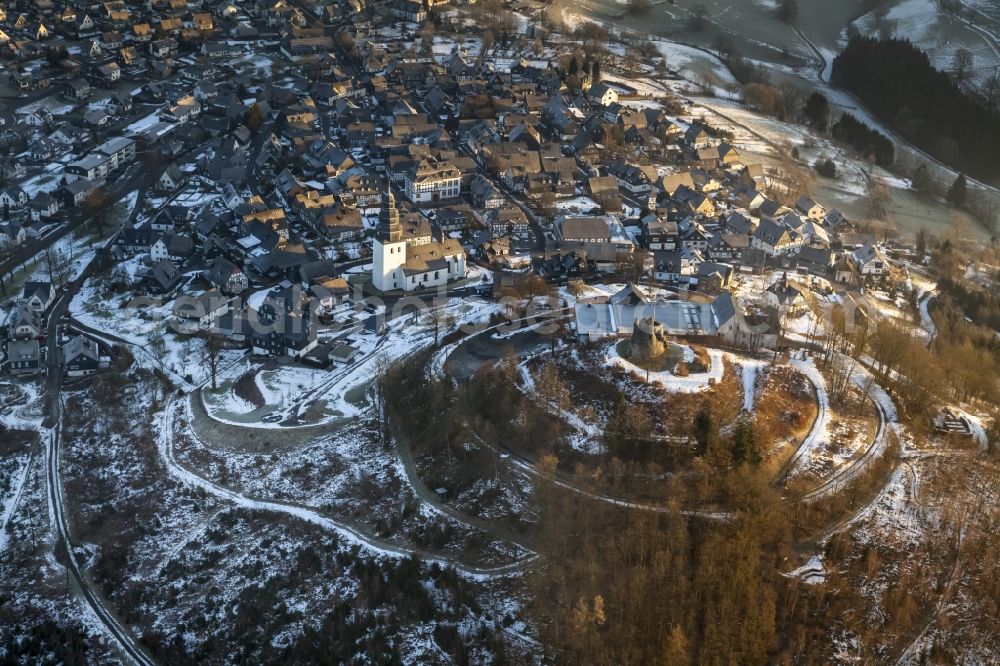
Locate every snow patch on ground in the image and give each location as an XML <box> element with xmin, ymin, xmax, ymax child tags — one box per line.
<box><xmin>786</xmin><ymin>555</ymin><xmax>826</xmax><ymax>585</ymax></box>
<box><xmin>605</xmin><ymin>344</ymin><xmax>725</xmax><ymax>393</ymax></box>
<box><xmin>786</xmin><ymin>356</ymin><xmax>831</xmax><ymax>475</ymax></box>
<box><xmin>741</xmin><ymin>359</ymin><xmax>767</xmax><ymax>412</ymax></box>
<box><xmin>517</xmin><ymin>359</ymin><xmax>603</xmax><ymax>454</ymax></box>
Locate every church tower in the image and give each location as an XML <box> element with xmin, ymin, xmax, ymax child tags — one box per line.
<box><xmin>372</xmin><ymin>190</ymin><xmax>406</xmax><ymax>292</ymax></box>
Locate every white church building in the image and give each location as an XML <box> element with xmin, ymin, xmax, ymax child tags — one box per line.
<box><xmin>371</xmin><ymin>190</ymin><xmax>466</xmax><ymax>292</ymax></box>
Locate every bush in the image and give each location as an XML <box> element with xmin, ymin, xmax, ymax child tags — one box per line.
<box><xmin>815</xmin><ymin>158</ymin><xmax>837</xmax><ymax>178</ymax></box>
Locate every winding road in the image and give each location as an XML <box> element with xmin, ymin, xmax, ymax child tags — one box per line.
<box><xmin>45</xmin><ymin>426</ymin><xmax>156</xmax><ymax>666</ymax></box>
<box><xmin>65</xmin><ymin>298</ymin><xmax>541</xmax><ymax>580</ymax></box>
<box><xmin>161</xmin><ymin>396</ymin><xmax>535</xmax><ymax>579</ymax></box>
<box><xmin>41</xmin><ymin>235</ymin><xmax>158</xmax><ymax>665</ymax></box>
<box><xmin>799</xmin><ymin>376</ymin><xmax>893</xmax><ymax>502</ymax></box>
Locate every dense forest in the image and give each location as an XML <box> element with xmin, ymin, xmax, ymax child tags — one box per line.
<box><xmin>831</xmin><ymin>36</ymin><xmax>1000</xmax><ymax>183</ymax></box>
<box><xmin>532</xmin><ymin>468</ymin><xmax>790</xmax><ymax>666</ymax></box>
<box><xmin>936</xmin><ymin>274</ymin><xmax>1000</xmax><ymax>331</ymax></box>
<box><xmin>830</xmin><ymin>112</ymin><xmax>895</xmax><ymax>166</ymax></box>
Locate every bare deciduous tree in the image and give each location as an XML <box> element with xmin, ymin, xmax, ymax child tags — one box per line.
<box><xmin>952</xmin><ymin>48</ymin><xmax>974</xmax><ymax>83</ymax></box>
<box><xmin>424</xmin><ymin>304</ymin><xmax>456</xmax><ymax>348</ymax></box>
<box><xmin>202</xmin><ymin>335</ymin><xmax>224</xmax><ymax>390</ymax></box>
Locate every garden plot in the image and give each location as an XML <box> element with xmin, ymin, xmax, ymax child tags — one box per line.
<box><xmin>19</xmin><ymin>166</ymin><xmax>64</xmax><ymax>197</ymax></box>
<box><xmin>71</xmin><ymin>282</ymin><xmax>245</xmax><ymax>389</ymax></box>
<box><xmin>3</xmin><ymin>225</ymin><xmax>100</xmax><ymax>298</ymax></box>
<box><xmin>865</xmin><ymin>289</ymin><xmax>920</xmax><ymax>330</ymax></box>
<box><xmin>238</xmin><ymin>52</ymin><xmax>280</xmax><ymax>77</ymax></box>
<box><xmin>155</xmin><ymin>182</ymin><xmax>221</xmax><ymax>211</ymax></box>
<box><xmin>70</xmin><ymin>277</ymin><xmax>167</xmax><ymax>347</ymax></box>
<box><xmin>784</xmin><ymin>309</ymin><xmax>824</xmax><ymax>345</ymax></box>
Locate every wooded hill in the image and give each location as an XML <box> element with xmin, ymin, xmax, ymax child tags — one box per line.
<box><xmin>832</xmin><ymin>36</ymin><xmax>1000</xmax><ymax>183</ymax></box>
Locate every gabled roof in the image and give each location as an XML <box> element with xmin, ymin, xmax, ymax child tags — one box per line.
<box><xmin>711</xmin><ymin>291</ymin><xmax>737</xmax><ymax>328</ymax></box>
<box><xmin>154</xmin><ymin>232</ymin><xmax>194</xmax><ymax>256</ymax></box>
<box><xmin>146</xmin><ymin>259</ymin><xmax>181</xmax><ymax>290</ymax></box>
<box><xmin>21</xmin><ymin>281</ymin><xmax>52</xmax><ymax>303</ymax></box>
<box><xmin>206</xmin><ymin>257</ymin><xmax>241</xmax><ymax>285</ymax></box>
<box><xmin>795</xmin><ymin>195</ymin><xmax>821</xmax><ymax>213</ymax></box>
<box><xmin>610</xmin><ymin>283</ymin><xmax>652</xmax><ymax>306</ymax></box>
<box><xmin>754</xmin><ymin>218</ymin><xmax>791</xmax><ymax>246</ymax></box>
<box><xmin>62</xmin><ymin>334</ymin><xmax>101</xmax><ymax>363</ymax></box>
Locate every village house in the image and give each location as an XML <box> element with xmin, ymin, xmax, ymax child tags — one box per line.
<box><xmin>404</xmin><ymin>158</ymin><xmax>462</xmax><ymax>204</ymax></box>
<box><xmin>653</xmin><ymin>248</ymin><xmax>702</xmax><ymax>283</ymax></box>
<box><xmin>150</xmin><ymin>233</ymin><xmax>195</xmax><ymax>263</ymax></box>
<box><xmin>6</xmin><ymin>303</ymin><xmax>42</xmax><ymax>339</ymax></box>
<box><xmin>29</xmin><ymin>192</ymin><xmax>61</xmax><ymax>221</ymax></box>
<box><xmin>587</xmin><ymin>83</ymin><xmax>618</xmax><ymax>107</ymax></box>
<box><xmin>764</xmin><ymin>276</ymin><xmax>807</xmax><ymax>316</ymax></box>
<box><xmin>157</xmin><ymin>164</ymin><xmax>186</xmax><ymax>192</ymax></box>
<box><xmin>205</xmin><ymin>257</ymin><xmax>249</xmax><ymax>295</ymax></box>
<box><xmin>21</xmin><ymin>282</ymin><xmax>54</xmax><ymax>312</ymax></box>
<box><xmin>318</xmin><ymin>205</ymin><xmax>365</xmax><ymax>243</ymax></box>
<box><xmin>142</xmin><ymin>260</ymin><xmax>183</xmax><ymax>294</ymax></box>
<box><xmin>751</xmin><ymin>219</ymin><xmax>803</xmax><ymax>256</ymax></box>
<box><xmin>556</xmin><ymin>215</ymin><xmax>633</xmax><ymax>252</ymax></box>
<box><xmin>469</xmin><ymin>175</ymin><xmax>504</xmax><ymax>209</ymax></box>
<box><xmin>5</xmin><ymin>339</ymin><xmax>40</xmax><ymax>375</ymax></box>
<box><xmin>852</xmin><ymin>244</ymin><xmax>889</xmax><ymax>278</ymax></box>
<box><xmin>172</xmin><ymin>289</ymin><xmax>231</xmax><ymax>333</ymax></box>
<box><xmin>795</xmin><ymin>196</ymin><xmax>826</xmax><ymax>221</ymax></box>
<box><xmin>0</xmin><ymin>187</ymin><xmax>28</xmax><ymax>211</ymax></box>
<box><xmin>61</xmin><ymin>335</ymin><xmax>110</xmax><ymax>377</ymax></box>
<box><xmin>644</xmin><ymin>216</ymin><xmax>679</xmax><ymax>251</ymax></box>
